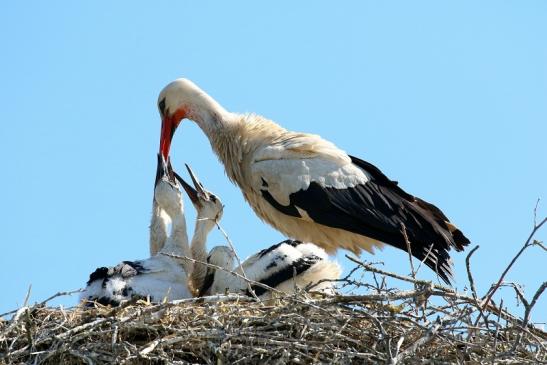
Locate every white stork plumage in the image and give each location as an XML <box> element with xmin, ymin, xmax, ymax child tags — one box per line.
<box><xmin>157</xmin><ymin>78</ymin><xmax>470</xmax><ymax>284</ymax></box>
<box><xmin>149</xmin><ymin>200</ymin><xmax>168</xmax><ymax>256</ymax></box>
<box><xmin>81</xmin><ymin>155</ymin><xmax>193</xmax><ymax>306</ymax></box>
<box><xmin>177</xmin><ymin>164</ymin><xmax>341</xmax><ymax>298</ymax></box>
<box><xmin>200</xmin><ymin>241</ymin><xmax>341</xmax><ymax>299</ymax></box>
<box><xmin>176</xmin><ymin>164</ymin><xmax>225</xmax><ymax>295</ymax></box>
<box><xmin>149</xmin><ymin>159</ymin><xmax>170</xmax><ymax>256</ymax></box>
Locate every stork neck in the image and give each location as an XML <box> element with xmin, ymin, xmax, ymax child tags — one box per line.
<box><xmin>171</xmin><ymin>214</ymin><xmax>188</xmax><ymax>242</ymax></box>
<box><xmin>189</xmin><ymin>216</ymin><xmax>217</xmax><ymax>294</ymax></box>
<box><xmin>160</xmin><ymin>213</ymin><xmax>192</xmax><ymax>274</ymax></box>
<box><xmin>149</xmin><ymin>200</ymin><xmax>168</xmax><ymax>256</ymax></box>
<box><xmin>189</xmin><ymin>91</ymin><xmax>233</xmax><ymax>134</ymax></box>
<box><xmin>201</xmin><ymin>116</ymin><xmax>250</xmax><ymax>186</ymax></box>
<box><xmin>194</xmin><ymin>109</ymin><xmax>236</xmax><ymax>140</ymax></box>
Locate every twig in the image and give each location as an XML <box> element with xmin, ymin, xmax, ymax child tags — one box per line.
<box><xmin>161</xmin><ymin>252</ymin><xmax>283</xmax><ymax>297</ymax></box>
<box><xmin>491</xmin><ymin>298</ymin><xmax>504</xmax><ymax>364</ymax></box>
<box><xmin>391</xmin><ymin>317</ymin><xmax>443</xmax><ymax>364</ymax></box>
<box><xmin>346</xmin><ymin>254</ymin><xmax>547</xmax><ymax>340</ymax></box>
<box><xmin>215</xmin><ymin>222</ymin><xmax>261</xmax><ymax>301</ymax></box>
<box><xmin>0</xmin><ymin>290</ymin><xmax>82</xmax><ymax>319</ymax></box>
<box><xmin>68</xmin><ymin>349</ymin><xmax>94</xmax><ymax>365</ymax></box>
<box><xmin>346</xmin><ymin>255</ymin><xmax>453</xmax><ymax>293</ymax></box>
<box><xmin>311</xmin><ymin>287</ymin><xmax>435</xmax><ymax>305</ymax></box>
<box><xmin>481</xmin><ymin>217</ymin><xmax>547</xmax><ymax>311</ymax></box>
<box><xmin>171</xmin><ymin>293</ymin><xmax>254</xmax><ymax>305</ymax></box>
<box><xmin>465</xmin><ymin>245</ymin><xmax>489</xmax><ymax>333</ymax></box>
<box><xmin>510</xmin><ymin>282</ymin><xmax>547</xmax><ymax>352</ymax></box>
<box><xmin>23</xmin><ymin>285</ymin><xmax>32</xmax><ymax>307</ymax></box>
<box><xmin>533</xmin><ymin>198</ymin><xmax>540</xmax><ymax>227</ymax></box>
<box><xmin>465</xmin><ymin>245</ymin><xmax>480</xmax><ymax>300</ymax></box>
<box><xmin>400</xmin><ymin>223</ymin><xmax>416</xmax><ymax>281</ymax></box>
<box><xmin>37</xmin><ymin>289</ymin><xmax>82</xmax><ymax>307</ymax></box>
<box><xmin>414</xmin><ymin>243</ymin><xmax>435</xmax><ymax>276</ymax></box>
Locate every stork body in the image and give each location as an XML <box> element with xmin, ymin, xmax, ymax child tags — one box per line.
<box><xmin>158</xmin><ymin>79</ymin><xmax>470</xmax><ymax>283</ymax></box>
<box><xmin>81</xmin><ymin>156</ymin><xmax>192</xmax><ymax>306</ymax></box>
<box><xmin>177</xmin><ymin>165</ymin><xmax>341</xmax><ymax>298</ymax></box>
<box><xmin>201</xmin><ymin>240</ymin><xmax>341</xmax><ymax>299</ymax></box>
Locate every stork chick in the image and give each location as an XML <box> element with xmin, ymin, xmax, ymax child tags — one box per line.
<box><xmin>177</xmin><ymin>164</ymin><xmax>224</xmax><ymax>295</ymax></box>
<box><xmin>81</xmin><ymin>155</ymin><xmax>192</xmax><ymax>306</ymax></box>
<box><xmin>202</xmin><ymin>241</ymin><xmax>342</xmax><ymax>299</ymax></box>
<box><xmin>178</xmin><ymin>164</ymin><xmax>341</xmax><ymax>299</ymax></box>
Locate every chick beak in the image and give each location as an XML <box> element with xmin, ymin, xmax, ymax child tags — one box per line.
<box><xmin>174</xmin><ymin>173</ymin><xmax>199</xmax><ymax>207</ymax></box>
<box><xmin>154</xmin><ymin>153</ymin><xmax>177</xmax><ymax>187</ymax></box>
<box><xmin>186</xmin><ymin>163</ymin><xmax>208</xmax><ymax>196</ymax></box>
<box><xmin>166</xmin><ymin>157</ymin><xmax>177</xmax><ymax>183</ymax></box>
<box><xmin>154</xmin><ymin>153</ymin><xmax>168</xmax><ymax>187</ymax></box>
<box><xmin>174</xmin><ymin>164</ymin><xmax>208</xmax><ymax>207</ymax></box>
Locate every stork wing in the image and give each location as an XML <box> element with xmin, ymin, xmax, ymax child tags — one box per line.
<box><xmin>251</xmin><ymin>144</ymin><xmax>469</xmax><ymax>284</ymax></box>
<box><xmin>241</xmin><ymin>239</ymin><xmax>322</xmax><ymax>297</ymax></box>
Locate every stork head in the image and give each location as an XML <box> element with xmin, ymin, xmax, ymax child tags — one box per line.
<box><xmin>154</xmin><ymin>153</ymin><xmax>183</xmax><ymax>218</ymax></box>
<box><xmin>207</xmin><ymin>246</ymin><xmax>235</xmax><ymax>271</ymax></box>
<box><xmin>158</xmin><ymin>78</ymin><xmax>225</xmax><ymax>161</ymax></box>
<box><xmin>175</xmin><ymin>164</ymin><xmax>224</xmax><ymax>224</ymax></box>
<box><xmin>198</xmin><ymin>245</ymin><xmax>235</xmax><ymax>296</ymax></box>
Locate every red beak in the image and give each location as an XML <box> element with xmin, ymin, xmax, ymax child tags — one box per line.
<box><xmin>159</xmin><ymin>116</ymin><xmax>173</xmax><ymax>161</ymax></box>
<box><xmin>159</xmin><ymin>107</ymin><xmax>187</xmax><ymax>160</ymax></box>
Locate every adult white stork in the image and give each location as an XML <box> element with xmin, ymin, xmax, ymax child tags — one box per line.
<box><xmin>178</xmin><ymin>164</ymin><xmax>341</xmax><ymax>298</ymax></box>
<box><xmin>157</xmin><ymin>79</ymin><xmax>470</xmax><ymax>284</ymax></box>
<box><xmin>81</xmin><ymin>155</ymin><xmax>193</xmax><ymax>306</ymax></box>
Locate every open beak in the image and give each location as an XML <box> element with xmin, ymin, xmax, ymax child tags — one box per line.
<box><xmin>154</xmin><ymin>153</ymin><xmax>176</xmax><ymax>187</ymax></box>
<box><xmin>174</xmin><ymin>164</ymin><xmax>208</xmax><ymax>207</ymax></box>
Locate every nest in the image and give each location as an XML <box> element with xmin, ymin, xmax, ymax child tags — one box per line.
<box><xmin>2</xmin><ymin>216</ymin><xmax>546</xmax><ymax>364</ymax></box>
<box><xmin>1</xmin><ymin>253</ymin><xmax>546</xmax><ymax>365</ymax></box>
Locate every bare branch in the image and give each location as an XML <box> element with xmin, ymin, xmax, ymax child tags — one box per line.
<box><xmin>465</xmin><ymin>245</ymin><xmax>480</xmax><ymax>300</ymax></box>
<box><xmin>481</xmin><ymin>216</ymin><xmax>547</xmax><ymax>310</ymax></box>
<box><xmin>214</xmin><ymin>222</ymin><xmax>261</xmax><ymax>301</ymax></box>
<box><xmin>400</xmin><ymin>223</ymin><xmax>416</xmax><ymax>280</ymax></box>
<box><xmin>392</xmin><ymin>317</ymin><xmax>443</xmax><ymax>364</ymax></box>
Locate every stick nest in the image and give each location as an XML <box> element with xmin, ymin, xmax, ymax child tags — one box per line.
<box><xmin>1</xmin><ymin>257</ymin><xmax>546</xmax><ymax>365</ymax></box>
<box><xmin>3</xmin><ymin>213</ymin><xmax>547</xmax><ymax>364</ymax></box>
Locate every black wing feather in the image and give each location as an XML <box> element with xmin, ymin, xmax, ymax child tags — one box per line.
<box><xmin>86</xmin><ymin>261</ymin><xmax>147</xmax><ymax>289</ymax></box>
<box><xmin>259</xmin><ymin>155</ymin><xmax>470</xmax><ymax>284</ymax></box>
<box><xmin>257</xmin><ymin>239</ymin><xmax>303</xmax><ymax>258</ymax></box>
<box><xmin>245</xmin><ymin>255</ymin><xmax>322</xmax><ymax>297</ymax></box>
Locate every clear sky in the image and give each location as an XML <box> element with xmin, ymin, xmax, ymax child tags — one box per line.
<box><xmin>1</xmin><ymin>2</ymin><xmax>545</xmax><ymax>323</ymax></box>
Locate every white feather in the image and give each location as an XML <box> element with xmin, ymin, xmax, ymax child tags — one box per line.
<box><xmin>204</xmin><ymin>242</ymin><xmax>341</xmax><ymax>299</ymax></box>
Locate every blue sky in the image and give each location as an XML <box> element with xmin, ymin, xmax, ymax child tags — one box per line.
<box><xmin>1</xmin><ymin>2</ymin><xmax>546</xmax><ymax>323</ymax></box>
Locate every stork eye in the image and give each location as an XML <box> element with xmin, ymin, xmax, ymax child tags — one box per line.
<box><xmin>210</xmin><ymin>195</ymin><xmax>217</xmax><ymax>202</ymax></box>
<box><xmin>158</xmin><ymin>98</ymin><xmax>166</xmax><ymax>115</ymax></box>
